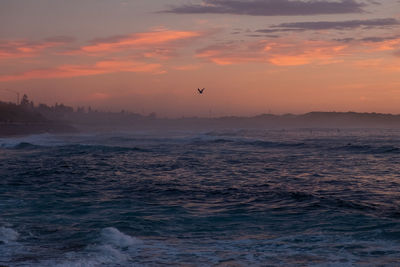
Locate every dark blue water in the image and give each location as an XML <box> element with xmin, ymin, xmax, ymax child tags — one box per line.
<box><xmin>1</xmin><ymin>129</ymin><xmax>400</xmax><ymax>266</ymax></box>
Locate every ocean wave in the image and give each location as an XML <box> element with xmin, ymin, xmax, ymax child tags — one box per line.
<box><xmin>26</xmin><ymin>230</ymin><xmax>400</xmax><ymax>266</ymax></box>
<box><xmin>13</xmin><ymin>142</ymin><xmax>42</xmax><ymax>150</ymax></box>
<box><xmin>24</xmin><ymin>227</ymin><xmax>142</xmax><ymax>267</ymax></box>
<box><xmin>4</xmin><ymin>142</ymin><xmax>148</xmax><ymax>153</ymax></box>
<box><xmin>99</xmin><ymin>227</ymin><xmax>142</xmax><ymax>248</ymax></box>
<box><xmin>3</xmin><ymin>129</ymin><xmax>400</xmax><ymax>266</ymax></box>
<box><xmin>0</xmin><ymin>133</ymin><xmax>72</xmax><ymax>150</ymax></box>
<box><xmin>246</xmin><ymin>140</ymin><xmax>306</xmax><ymax>148</ymax></box>
<box><xmin>0</xmin><ymin>226</ymin><xmax>24</xmax><ymax>264</ymax></box>
<box><xmin>60</xmin><ymin>144</ymin><xmax>149</xmax><ymax>153</ymax></box>
<box><xmin>201</xmin><ymin>129</ymin><xmax>400</xmax><ymax>154</ymax></box>
<box><xmin>193</xmin><ymin>137</ymin><xmax>400</xmax><ymax>154</ymax></box>
<box><xmin>136</xmin><ymin>184</ymin><xmax>396</xmax><ymax>219</ymax></box>
<box><xmin>336</xmin><ymin>144</ymin><xmax>400</xmax><ymax>154</ymax></box>
<box><xmin>190</xmin><ymin>137</ymin><xmax>307</xmax><ymax>149</ymax></box>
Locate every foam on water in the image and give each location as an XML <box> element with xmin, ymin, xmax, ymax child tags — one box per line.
<box><xmin>0</xmin><ymin>226</ymin><xmax>24</xmax><ymax>265</ymax></box>
<box><xmin>99</xmin><ymin>227</ymin><xmax>142</xmax><ymax>248</ymax></box>
<box><xmin>27</xmin><ymin>227</ymin><xmax>143</xmax><ymax>267</ymax></box>
<box><xmin>0</xmin><ymin>226</ymin><xmax>19</xmax><ymax>244</ymax></box>
<box><xmin>2</xmin><ymin>225</ymin><xmax>400</xmax><ymax>266</ymax></box>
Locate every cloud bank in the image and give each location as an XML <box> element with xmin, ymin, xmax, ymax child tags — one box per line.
<box><xmin>79</xmin><ymin>30</ymin><xmax>205</xmax><ymax>54</ymax></box>
<box><xmin>0</xmin><ymin>60</ymin><xmax>162</xmax><ymax>82</ymax></box>
<box><xmin>196</xmin><ymin>40</ymin><xmax>348</xmax><ymax>66</ymax></box>
<box><xmin>256</xmin><ymin>18</ymin><xmax>400</xmax><ymax>33</ymax></box>
<box><xmin>0</xmin><ymin>37</ymin><xmax>73</xmax><ymax>60</ymax></box>
<box><xmin>164</xmin><ymin>0</ymin><xmax>365</xmax><ymax>16</ymax></box>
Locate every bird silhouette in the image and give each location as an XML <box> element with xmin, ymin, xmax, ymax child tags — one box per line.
<box><xmin>197</xmin><ymin>88</ymin><xmax>205</xmax><ymax>94</ymax></box>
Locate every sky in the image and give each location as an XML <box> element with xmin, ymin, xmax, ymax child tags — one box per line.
<box><xmin>0</xmin><ymin>0</ymin><xmax>400</xmax><ymax>117</ymax></box>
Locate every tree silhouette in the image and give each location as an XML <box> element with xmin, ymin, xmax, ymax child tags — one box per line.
<box><xmin>20</xmin><ymin>94</ymin><xmax>29</xmax><ymax>106</ymax></box>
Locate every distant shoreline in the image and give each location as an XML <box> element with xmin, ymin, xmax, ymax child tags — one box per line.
<box><xmin>2</xmin><ymin>111</ymin><xmax>400</xmax><ymax>138</ymax></box>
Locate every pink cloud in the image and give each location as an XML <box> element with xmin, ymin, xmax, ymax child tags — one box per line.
<box><xmin>172</xmin><ymin>64</ymin><xmax>202</xmax><ymax>71</ymax></box>
<box><xmin>362</xmin><ymin>38</ymin><xmax>400</xmax><ymax>51</ymax></box>
<box><xmin>268</xmin><ymin>41</ymin><xmax>347</xmax><ymax>66</ymax></box>
<box><xmin>196</xmin><ymin>41</ymin><xmax>268</xmax><ymax>65</ymax></box>
<box><xmin>0</xmin><ymin>37</ymin><xmax>74</xmax><ymax>60</ymax></box>
<box><xmin>196</xmin><ymin>39</ymin><xmax>348</xmax><ymax>66</ymax></box>
<box><xmin>0</xmin><ymin>60</ymin><xmax>162</xmax><ymax>82</ymax></box>
<box><xmin>75</xmin><ymin>29</ymin><xmax>206</xmax><ymax>55</ymax></box>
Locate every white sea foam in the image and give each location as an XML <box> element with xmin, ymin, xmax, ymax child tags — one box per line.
<box><xmin>0</xmin><ymin>226</ymin><xmax>19</xmax><ymax>243</ymax></box>
<box><xmin>0</xmin><ymin>226</ymin><xmax>25</xmax><ymax>264</ymax></box>
<box><xmin>100</xmin><ymin>227</ymin><xmax>142</xmax><ymax>248</ymax></box>
<box><xmin>34</xmin><ymin>227</ymin><xmax>142</xmax><ymax>267</ymax></box>
<box><xmin>4</xmin><ymin>227</ymin><xmax>400</xmax><ymax>266</ymax></box>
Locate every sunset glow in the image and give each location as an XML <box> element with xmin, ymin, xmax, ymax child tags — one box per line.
<box><xmin>1</xmin><ymin>0</ymin><xmax>400</xmax><ymax>116</ymax></box>
<box><xmin>2</xmin><ymin>2</ymin><xmax>400</xmax><ymax>265</ymax></box>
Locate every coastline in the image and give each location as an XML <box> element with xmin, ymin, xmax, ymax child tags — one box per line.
<box><xmin>2</xmin><ymin>111</ymin><xmax>400</xmax><ymax>138</ymax></box>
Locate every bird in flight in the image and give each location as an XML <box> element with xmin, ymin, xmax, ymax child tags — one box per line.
<box><xmin>197</xmin><ymin>88</ymin><xmax>205</xmax><ymax>94</ymax></box>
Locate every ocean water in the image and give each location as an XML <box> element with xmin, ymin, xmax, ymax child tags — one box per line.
<box><xmin>1</xmin><ymin>128</ymin><xmax>400</xmax><ymax>266</ymax></box>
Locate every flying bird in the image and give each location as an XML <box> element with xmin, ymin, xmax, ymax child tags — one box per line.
<box><xmin>197</xmin><ymin>88</ymin><xmax>205</xmax><ymax>94</ymax></box>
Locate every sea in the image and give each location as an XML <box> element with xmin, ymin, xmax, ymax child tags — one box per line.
<box><xmin>1</xmin><ymin>128</ymin><xmax>400</xmax><ymax>266</ymax></box>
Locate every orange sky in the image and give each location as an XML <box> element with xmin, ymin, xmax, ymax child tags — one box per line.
<box><xmin>1</xmin><ymin>0</ymin><xmax>400</xmax><ymax>117</ymax></box>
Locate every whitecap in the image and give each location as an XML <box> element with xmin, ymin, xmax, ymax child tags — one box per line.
<box><xmin>99</xmin><ymin>227</ymin><xmax>142</xmax><ymax>248</ymax></box>
<box><xmin>0</xmin><ymin>226</ymin><xmax>25</xmax><ymax>264</ymax></box>
<box><xmin>0</xmin><ymin>226</ymin><xmax>19</xmax><ymax>244</ymax></box>
<box><xmin>33</xmin><ymin>227</ymin><xmax>143</xmax><ymax>267</ymax></box>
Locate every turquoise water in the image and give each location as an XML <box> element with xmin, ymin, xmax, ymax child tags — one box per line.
<box><xmin>1</xmin><ymin>129</ymin><xmax>400</xmax><ymax>266</ymax></box>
